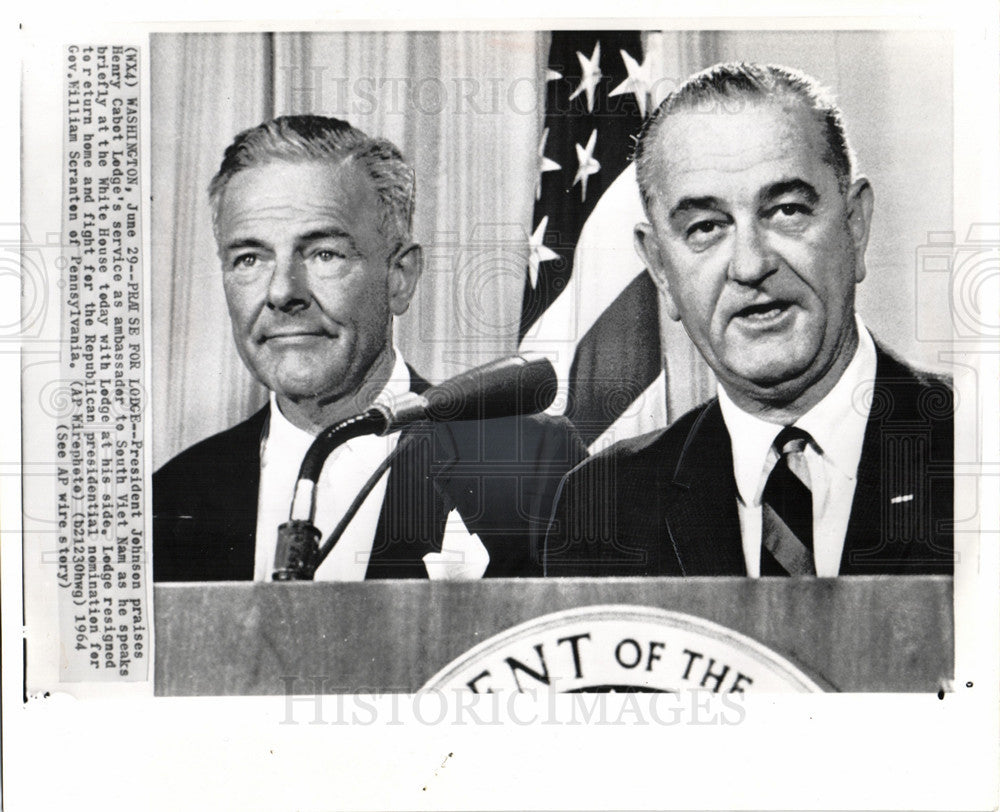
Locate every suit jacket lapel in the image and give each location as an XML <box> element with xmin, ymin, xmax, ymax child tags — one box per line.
<box><xmin>216</xmin><ymin>406</ymin><xmax>267</xmax><ymax>580</ymax></box>
<box><xmin>839</xmin><ymin>400</ymin><xmax>884</xmax><ymax>575</ymax></box>
<box><xmin>662</xmin><ymin>401</ymin><xmax>747</xmax><ymax>576</ymax></box>
<box><xmin>365</xmin><ymin>367</ymin><xmax>458</xmax><ymax>579</ymax></box>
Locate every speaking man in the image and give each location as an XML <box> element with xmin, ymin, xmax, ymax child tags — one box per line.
<box><xmin>544</xmin><ymin>63</ymin><xmax>953</xmax><ymax>577</ymax></box>
<box><xmin>154</xmin><ymin>115</ymin><xmax>585</xmax><ymax>582</ymax></box>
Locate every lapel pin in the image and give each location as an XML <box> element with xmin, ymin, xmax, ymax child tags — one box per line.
<box><xmin>890</xmin><ymin>494</ymin><xmax>914</xmax><ymax>505</ymax></box>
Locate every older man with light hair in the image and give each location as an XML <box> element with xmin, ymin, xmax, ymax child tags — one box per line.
<box><xmin>545</xmin><ymin>63</ymin><xmax>953</xmax><ymax>577</ymax></box>
<box><xmin>155</xmin><ymin>115</ymin><xmax>585</xmax><ymax>582</ymax></box>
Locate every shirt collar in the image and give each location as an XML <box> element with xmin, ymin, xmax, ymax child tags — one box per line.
<box><xmin>266</xmin><ymin>346</ymin><xmax>411</xmax><ymax>454</ymax></box>
<box><xmin>718</xmin><ymin>315</ymin><xmax>876</xmax><ymax>505</ymax></box>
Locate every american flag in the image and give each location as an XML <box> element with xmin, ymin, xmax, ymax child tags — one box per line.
<box><xmin>519</xmin><ymin>31</ymin><xmax>667</xmax><ymax>450</ymax></box>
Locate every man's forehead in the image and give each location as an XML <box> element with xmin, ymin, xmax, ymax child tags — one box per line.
<box><xmin>648</xmin><ymin>99</ymin><xmax>833</xmax><ymax>198</ymax></box>
<box><xmin>218</xmin><ymin>157</ymin><xmax>374</xmax><ymax>221</ymax></box>
<box><xmin>213</xmin><ymin>156</ymin><xmax>390</xmax><ymax>257</ymax></box>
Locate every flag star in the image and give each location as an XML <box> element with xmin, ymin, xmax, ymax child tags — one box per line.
<box><xmin>572</xmin><ymin>129</ymin><xmax>601</xmax><ymax>201</ymax></box>
<box><xmin>535</xmin><ymin>127</ymin><xmax>562</xmax><ymax>200</ymax></box>
<box><xmin>609</xmin><ymin>48</ymin><xmax>652</xmax><ymax>118</ymax></box>
<box><xmin>546</xmin><ymin>68</ymin><xmax>563</xmax><ymax>82</ymax></box>
<box><xmin>568</xmin><ymin>41</ymin><xmax>602</xmax><ymax>113</ymax></box>
<box><xmin>527</xmin><ymin>216</ymin><xmax>559</xmax><ymax>288</ymax></box>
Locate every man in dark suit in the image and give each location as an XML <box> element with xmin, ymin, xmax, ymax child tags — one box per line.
<box><xmin>154</xmin><ymin>115</ymin><xmax>584</xmax><ymax>582</ymax></box>
<box><xmin>544</xmin><ymin>63</ymin><xmax>953</xmax><ymax>577</ymax></box>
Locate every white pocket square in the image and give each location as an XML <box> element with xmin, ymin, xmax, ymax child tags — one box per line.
<box><xmin>422</xmin><ymin>509</ymin><xmax>490</xmax><ymax>580</ymax></box>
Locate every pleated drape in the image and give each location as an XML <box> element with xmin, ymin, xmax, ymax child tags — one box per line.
<box><xmin>152</xmin><ymin>34</ymin><xmax>274</xmax><ymax>466</ymax></box>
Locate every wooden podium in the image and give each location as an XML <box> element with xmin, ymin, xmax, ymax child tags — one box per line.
<box><xmin>153</xmin><ymin>576</ymin><xmax>952</xmax><ymax>695</ymax></box>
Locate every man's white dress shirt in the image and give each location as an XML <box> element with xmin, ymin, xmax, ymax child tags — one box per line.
<box><xmin>717</xmin><ymin>318</ymin><xmax>876</xmax><ymax>576</ymax></box>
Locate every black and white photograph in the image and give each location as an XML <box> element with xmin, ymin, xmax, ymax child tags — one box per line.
<box><xmin>150</xmin><ymin>28</ymin><xmax>958</xmax><ymax>695</ymax></box>
<box><xmin>7</xmin><ymin>5</ymin><xmax>1000</xmax><ymax>811</ymax></box>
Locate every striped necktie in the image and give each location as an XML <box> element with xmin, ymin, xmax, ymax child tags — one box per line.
<box><xmin>760</xmin><ymin>426</ymin><xmax>816</xmax><ymax>576</ymax></box>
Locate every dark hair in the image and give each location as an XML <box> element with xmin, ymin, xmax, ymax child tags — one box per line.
<box><xmin>635</xmin><ymin>62</ymin><xmax>854</xmax><ymax>211</ymax></box>
<box><xmin>209</xmin><ymin>115</ymin><xmax>415</xmax><ymax>247</ymax></box>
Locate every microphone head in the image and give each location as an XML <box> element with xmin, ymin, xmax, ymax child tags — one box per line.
<box><xmin>422</xmin><ymin>354</ymin><xmax>557</xmax><ymax>423</ymax></box>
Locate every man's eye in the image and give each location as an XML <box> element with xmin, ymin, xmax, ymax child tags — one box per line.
<box><xmin>314</xmin><ymin>250</ymin><xmax>346</xmax><ymax>262</ymax></box>
<box><xmin>771</xmin><ymin>203</ymin><xmax>811</xmax><ymax>218</ymax></box>
<box><xmin>232</xmin><ymin>254</ymin><xmax>258</xmax><ymax>269</ymax></box>
<box><xmin>689</xmin><ymin>221</ymin><xmax>718</xmax><ymax>236</ymax></box>
<box><xmin>685</xmin><ymin>220</ymin><xmax>726</xmax><ymax>247</ymax></box>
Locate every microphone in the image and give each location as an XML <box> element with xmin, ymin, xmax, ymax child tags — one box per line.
<box><xmin>372</xmin><ymin>352</ymin><xmax>557</xmax><ymax>433</ymax></box>
<box><xmin>272</xmin><ymin>354</ymin><xmax>557</xmax><ymax>580</ymax></box>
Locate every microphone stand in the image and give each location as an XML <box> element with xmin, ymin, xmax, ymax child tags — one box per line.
<box><xmin>313</xmin><ymin>431</ymin><xmax>419</xmax><ymax>570</ymax></box>
<box><xmin>271</xmin><ymin>410</ymin><xmax>388</xmax><ymax>581</ymax></box>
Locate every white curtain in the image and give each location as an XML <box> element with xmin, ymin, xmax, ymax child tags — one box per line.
<box><xmin>151</xmin><ymin>34</ymin><xmax>275</xmax><ymax>467</ymax></box>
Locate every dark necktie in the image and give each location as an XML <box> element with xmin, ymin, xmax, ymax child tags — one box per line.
<box><xmin>760</xmin><ymin>426</ymin><xmax>816</xmax><ymax>576</ymax></box>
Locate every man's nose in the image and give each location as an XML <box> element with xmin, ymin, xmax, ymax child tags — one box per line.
<box><xmin>267</xmin><ymin>254</ymin><xmax>310</xmax><ymax>312</ymax></box>
<box><xmin>727</xmin><ymin>223</ymin><xmax>776</xmax><ymax>286</ymax></box>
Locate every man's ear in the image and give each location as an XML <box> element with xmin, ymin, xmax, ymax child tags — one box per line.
<box><xmin>634</xmin><ymin>222</ymin><xmax>681</xmax><ymax>321</ymax></box>
<box><xmin>845</xmin><ymin>177</ymin><xmax>875</xmax><ymax>283</ymax></box>
<box><xmin>388</xmin><ymin>243</ymin><xmax>423</xmax><ymax>316</ymax></box>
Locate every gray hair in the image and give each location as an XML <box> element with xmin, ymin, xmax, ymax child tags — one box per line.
<box><xmin>209</xmin><ymin>115</ymin><xmax>415</xmax><ymax>250</ymax></box>
<box><xmin>635</xmin><ymin>62</ymin><xmax>855</xmax><ymax>211</ymax></box>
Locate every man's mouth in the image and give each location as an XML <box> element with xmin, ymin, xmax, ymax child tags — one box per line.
<box><xmin>732</xmin><ymin>300</ymin><xmax>793</xmax><ymax>323</ymax></box>
<box><xmin>262</xmin><ymin>331</ymin><xmax>331</xmax><ymax>343</ymax></box>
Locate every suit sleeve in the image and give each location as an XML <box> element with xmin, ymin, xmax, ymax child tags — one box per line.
<box><xmin>440</xmin><ymin>414</ymin><xmax>587</xmax><ymax>577</ymax></box>
<box><xmin>541</xmin><ymin>457</ymin><xmax>603</xmax><ymax>577</ymax></box>
<box><xmin>515</xmin><ymin>415</ymin><xmax>589</xmax><ymax>576</ymax></box>
<box><xmin>542</xmin><ymin>445</ymin><xmax>646</xmax><ymax>577</ymax></box>
<box><xmin>542</xmin><ymin>432</ymin><xmax>679</xmax><ymax>577</ymax></box>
